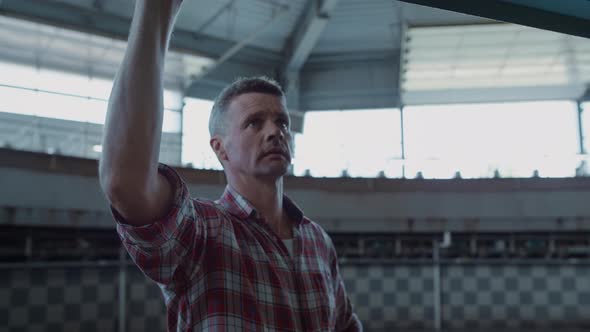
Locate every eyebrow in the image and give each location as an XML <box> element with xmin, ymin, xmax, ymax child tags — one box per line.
<box><xmin>242</xmin><ymin>110</ymin><xmax>290</xmax><ymax>125</ymax></box>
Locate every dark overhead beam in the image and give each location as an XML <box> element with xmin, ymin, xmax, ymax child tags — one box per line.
<box><xmin>283</xmin><ymin>0</ymin><xmax>340</xmax><ymax>71</ymax></box>
<box><xmin>396</xmin><ymin>0</ymin><xmax>590</xmax><ymax>39</ymax></box>
<box><xmin>278</xmin><ymin>0</ymin><xmax>340</xmax><ymax>120</ymax></box>
<box><xmin>0</xmin><ymin>0</ymin><xmax>281</xmax><ymax>66</ymax></box>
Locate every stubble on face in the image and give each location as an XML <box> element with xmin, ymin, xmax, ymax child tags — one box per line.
<box><xmin>222</xmin><ymin>93</ymin><xmax>293</xmax><ymax>180</ymax></box>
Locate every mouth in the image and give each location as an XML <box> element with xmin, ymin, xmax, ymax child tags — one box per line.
<box><xmin>261</xmin><ymin>149</ymin><xmax>290</xmax><ymax>160</ymax></box>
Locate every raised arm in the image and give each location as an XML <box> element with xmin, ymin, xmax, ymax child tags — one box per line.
<box><xmin>99</xmin><ymin>0</ymin><xmax>183</xmax><ymax>226</ymax></box>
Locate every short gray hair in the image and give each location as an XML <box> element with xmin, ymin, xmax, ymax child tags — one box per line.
<box><xmin>209</xmin><ymin>76</ymin><xmax>285</xmax><ymax>137</ymax></box>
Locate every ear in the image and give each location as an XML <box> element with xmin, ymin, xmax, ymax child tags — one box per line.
<box><xmin>210</xmin><ymin>136</ymin><xmax>229</xmax><ymax>162</ymax></box>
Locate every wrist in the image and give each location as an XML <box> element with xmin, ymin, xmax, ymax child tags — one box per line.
<box><xmin>132</xmin><ymin>0</ymin><xmax>182</xmax><ymax>50</ymax></box>
<box><xmin>134</xmin><ymin>0</ymin><xmax>182</xmax><ymax>30</ymax></box>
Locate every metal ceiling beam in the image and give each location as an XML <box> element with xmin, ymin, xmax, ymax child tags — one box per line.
<box><xmin>0</xmin><ymin>0</ymin><xmax>281</xmax><ymax>66</ymax></box>
<box><xmin>283</xmin><ymin>0</ymin><xmax>340</xmax><ymax>71</ymax></box>
<box><xmin>396</xmin><ymin>0</ymin><xmax>590</xmax><ymax>39</ymax></box>
<box><xmin>189</xmin><ymin>5</ymin><xmax>290</xmax><ymax>83</ymax></box>
<box><xmin>278</xmin><ymin>0</ymin><xmax>340</xmax><ymax>128</ymax></box>
<box><xmin>403</xmin><ymin>85</ymin><xmax>586</xmax><ymax>105</ymax></box>
<box><xmin>581</xmin><ymin>86</ymin><xmax>590</xmax><ymax>102</ymax></box>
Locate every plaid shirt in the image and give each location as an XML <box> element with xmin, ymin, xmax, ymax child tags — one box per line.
<box><xmin>112</xmin><ymin>163</ymin><xmax>362</xmax><ymax>331</ymax></box>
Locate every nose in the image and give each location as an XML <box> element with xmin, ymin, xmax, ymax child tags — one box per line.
<box><xmin>265</xmin><ymin>122</ymin><xmax>286</xmax><ymax>142</ymax></box>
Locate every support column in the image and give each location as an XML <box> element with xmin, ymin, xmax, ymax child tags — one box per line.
<box><xmin>400</xmin><ymin>106</ymin><xmax>406</xmax><ymax>178</ymax></box>
<box><xmin>179</xmin><ymin>99</ymin><xmax>186</xmax><ymax>166</ymax></box>
<box><xmin>282</xmin><ymin>69</ymin><xmax>305</xmax><ymax>134</ymax></box>
<box><xmin>578</xmin><ymin>100</ymin><xmax>586</xmax><ymax>155</ymax></box>
<box><xmin>432</xmin><ymin>243</ymin><xmax>442</xmax><ymax>331</ymax></box>
<box><xmin>118</xmin><ymin>246</ymin><xmax>127</xmax><ymax>332</ymax></box>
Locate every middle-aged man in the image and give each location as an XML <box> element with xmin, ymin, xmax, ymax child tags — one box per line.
<box><xmin>98</xmin><ymin>0</ymin><xmax>363</xmax><ymax>331</ymax></box>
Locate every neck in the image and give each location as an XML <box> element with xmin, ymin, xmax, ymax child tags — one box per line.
<box><xmin>227</xmin><ymin>174</ymin><xmax>292</xmax><ymax>238</ymax></box>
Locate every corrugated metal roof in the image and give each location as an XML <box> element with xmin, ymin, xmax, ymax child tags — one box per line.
<box><xmin>314</xmin><ymin>0</ymin><xmax>400</xmax><ymax>53</ymax></box>
<box><xmin>402</xmin><ymin>23</ymin><xmax>590</xmax><ymax>104</ymax></box>
<box><xmin>313</xmin><ymin>0</ymin><xmax>492</xmax><ymax>54</ymax></box>
<box><xmin>19</xmin><ymin>0</ymin><xmax>494</xmax><ymax>57</ymax></box>
<box><xmin>52</xmin><ymin>0</ymin><xmax>305</xmax><ymax>52</ymax></box>
<box><xmin>177</xmin><ymin>0</ymin><xmax>306</xmax><ymax>52</ymax></box>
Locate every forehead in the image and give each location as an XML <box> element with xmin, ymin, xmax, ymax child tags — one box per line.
<box><xmin>227</xmin><ymin>92</ymin><xmax>287</xmax><ymax>120</ymax></box>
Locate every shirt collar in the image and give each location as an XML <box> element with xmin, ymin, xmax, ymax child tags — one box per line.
<box><xmin>216</xmin><ymin>185</ymin><xmax>305</xmax><ymax>226</ymax></box>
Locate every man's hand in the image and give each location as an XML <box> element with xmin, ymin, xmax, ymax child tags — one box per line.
<box><xmin>135</xmin><ymin>0</ymin><xmax>185</xmax><ymax>24</ymax></box>
<box><xmin>166</xmin><ymin>0</ymin><xmax>185</xmax><ymax>18</ymax></box>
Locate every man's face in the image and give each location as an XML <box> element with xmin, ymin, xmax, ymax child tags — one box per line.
<box><xmin>212</xmin><ymin>92</ymin><xmax>293</xmax><ymax>179</ymax></box>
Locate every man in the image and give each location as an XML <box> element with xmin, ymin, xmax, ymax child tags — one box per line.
<box><xmin>99</xmin><ymin>0</ymin><xmax>362</xmax><ymax>331</ymax></box>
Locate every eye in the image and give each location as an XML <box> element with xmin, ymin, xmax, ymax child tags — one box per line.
<box><xmin>246</xmin><ymin>118</ymin><xmax>262</xmax><ymax>128</ymax></box>
<box><xmin>278</xmin><ymin>119</ymin><xmax>289</xmax><ymax>129</ymax></box>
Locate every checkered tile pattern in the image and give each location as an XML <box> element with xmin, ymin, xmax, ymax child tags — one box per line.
<box><xmin>0</xmin><ymin>266</ymin><xmax>118</xmax><ymax>332</ymax></box>
<box><xmin>126</xmin><ymin>266</ymin><xmax>167</xmax><ymax>332</ymax></box>
<box><xmin>341</xmin><ymin>264</ymin><xmax>435</xmax><ymax>331</ymax></box>
<box><xmin>441</xmin><ymin>264</ymin><xmax>590</xmax><ymax>330</ymax></box>
<box><xmin>3</xmin><ymin>263</ymin><xmax>590</xmax><ymax>332</ymax></box>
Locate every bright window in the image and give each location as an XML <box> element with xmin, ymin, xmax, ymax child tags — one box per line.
<box><xmin>0</xmin><ymin>61</ymin><xmax>182</xmax><ymax>133</ymax></box>
<box><xmin>181</xmin><ymin>98</ymin><xmax>222</xmax><ymax>170</ymax></box>
<box><xmin>293</xmin><ymin>109</ymin><xmax>402</xmax><ymax>177</ymax></box>
<box><xmin>404</xmin><ymin>101</ymin><xmax>579</xmax><ymax>178</ymax></box>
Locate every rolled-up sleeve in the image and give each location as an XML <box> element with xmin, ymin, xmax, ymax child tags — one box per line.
<box><xmin>111</xmin><ymin>163</ymin><xmax>206</xmax><ymax>288</ymax></box>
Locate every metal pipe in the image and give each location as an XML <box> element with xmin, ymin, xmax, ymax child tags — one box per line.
<box><xmin>432</xmin><ymin>243</ymin><xmax>442</xmax><ymax>331</ymax></box>
<box><xmin>0</xmin><ymin>82</ymin><xmax>108</xmax><ymax>102</ymax></box>
<box><xmin>400</xmin><ymin>106</ymin><xmax>406</xmax><ymax>178</ymax></box>
<box><xmin>1</xmin><ymin>257</ymin><xmax>589</xmax><ymax>270</ymax></box>
<box><xmin>398</xmin><ymin>18</ymin><xmax>408</xmax><ymax>178</ymax></box>
<box><xmin>578</xmin><ymin>100</ymin><xmax>586</xmax><ymax>155</ymax></box>
<box><xmin>0</xmin><ymin>260</ymin><xmax>132</xmax><ymax>269</ymax></box>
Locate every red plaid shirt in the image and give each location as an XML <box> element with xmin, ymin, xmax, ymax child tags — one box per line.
<box><xmin>112</xmin><ymin>163</ymin><xmax>362</xmax><ymax>331</ymax></box>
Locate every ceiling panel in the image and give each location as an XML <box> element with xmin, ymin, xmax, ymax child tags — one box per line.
<box><xmin>313</xmin><ymin>0</ymin><xmax>401</xmax><ymax>53</ymax></box>
<box><xmin>51</xmin><ymin>0</ymin><xmax>304</xmax><ymax>52</ymax></box>
<box><xmin>177</xmin><ymin>0</ymin><xmax>304</xmax><ymax>52</ymax></box>
<box><xmin>402</xmin><ymin>23</ymin><xmax>590</xmax><ymax>104</ymax></box>
<box><xmin>313</xmin><ymin>0</ymin><xmax>493</xmax><ymax>54</ymax></box>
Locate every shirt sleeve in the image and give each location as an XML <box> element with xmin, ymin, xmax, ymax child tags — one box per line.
<box><xmin>330</xmin><ymin>241</ymin><xmax>363</xmax><ymax>332</ymax></box>
<box><xmin>111</xmin><ymin>163</ymin><xmax>207</xmax><ymax>289</ymax></box>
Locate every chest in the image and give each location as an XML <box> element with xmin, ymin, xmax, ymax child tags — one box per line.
<box><xmin>190</xmin><ymin>218</ymin><xmax>338</xmax><ymax>330</ymax></box>
<box><xmin>242</xmin><ymin>219</ymin><xmax>329</xmax><ymax>271</ymax></box>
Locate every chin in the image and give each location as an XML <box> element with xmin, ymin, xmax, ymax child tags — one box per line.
<box><xmin>256</xmin><ymin>164</ymin><xmax>290</xmax><ymax>178</ymax></box>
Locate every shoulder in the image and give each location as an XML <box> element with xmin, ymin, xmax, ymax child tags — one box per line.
<box><xmin>301</xmin><ymin>217</ymin><xmax>337</xmax><ymax>255</ymax></box>
<box><xmin>156</xmin><ymin>163</ymin><xmax>227</xmax><ymax>220</ymax></box>
<box><xmin>189</xmin><ymin>197</ymin><xmax>235</xmax><ymax>237</ymax></box>
<box><xmin>305</xmin><ymin>218</ymin><xmax>332</xmax><ymax>240</ymax></box>
<box><xmin>190</xmin><ymin>197</ymin><xmax>223</xmax><ymax>218</ymax></box>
